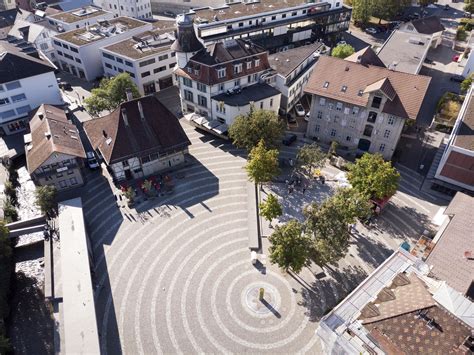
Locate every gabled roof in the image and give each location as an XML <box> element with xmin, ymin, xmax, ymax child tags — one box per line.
<box><xmin>304</xmin><ymin>55</ymin><xmax>431</xmax><ymax>120</ymax></box>
<box><xmin>26</xmin><ymin>105</ymin><xmax>86</xmax><ymax>174</ymax></box>
<box><xmin>84</xmin><ymin>96</ymin><xmax>191</xmax><ymax>164</ymax></box>
<box><xmin>411</xmin><ymin>16</ymin><xmax>445</xmax><ymax>34</ymax></box>
<box><xmin>9</xmin><ymin>19</ymin><xmax>48</xmax><ymax>43</ymax></box>
<box><xmin>0</xmin><ymin>40</ymin><xmax>55</xmax><ymax>84</ymax></box>
<box><xmin>363</xmin><ymin>77</ymin><xmax>396</xmax><ymax>101</ymax></box>
<box><xmin>0</xmin><ymin>8</ymin><xmax>18</xmax><ymax>29</ymax></box>
<box><xmin>345</xmin><ymin>47</ymin><xmax>386</xmax><ymax>68</ymax></box>
<box><xmin>190</xmin><ymin>39</ymin><xmax>265</xmax><ymax>66</ymax></box>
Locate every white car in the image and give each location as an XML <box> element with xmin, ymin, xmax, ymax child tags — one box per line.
<box><xmin>86</xmin><ymin>151</ymin><xmax>99</xmax><ymax>169</ymax></box>
<box><xmin>365</xmin><ymin>27</ymin><xmax>378</xmax><ymax>35</ymax></box>
<box><xmin>304</xmin><ymin>111</ymin><xmax>310</xmax><ymax>122</ymax></box>
<box><xmin>295</xmin><ymin>103</ymin><xmax>305</xmax><ymax>117</ymax></box>
<box><xmin>337</xmin><ymin>40</ymin><xmax>347</xmax><ymax>46</ymax></box>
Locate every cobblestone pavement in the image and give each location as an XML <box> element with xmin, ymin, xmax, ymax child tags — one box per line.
<box><xmin>81</xmin><ymin>124</ymin><xmax>325</xmax><ymax>354</ymax></box>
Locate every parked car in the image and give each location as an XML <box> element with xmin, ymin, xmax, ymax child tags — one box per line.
<box><xmin>282</xmin><ymin>133</ymin><xmax>297</xmax><ymax>146</ymax></box>
<box><xmin>337</xmin><ymin>40</ymin><xmax>347</xmax><ymax>46</ymax></box>
<box><xmin>163</xmin><ymin>11</ymin><xmax>176</xmax><ymax>17</ymax></box>
<box><xmin>86</xmin><ymin>152</ymin><xmax>99</xmax><ymax>169</ymax></box>
<box><xmin>294</xmin><ymin>103</ymin><xmax>305</xmax><ymax>117</ymax></box>
<box><xmin>305</xmin><ymin>111</ymin><xmax>310</xmax><ymax>122</ymax></box>
<box><xmin>365</xmin><ymin>27</ymin><xmax>378</xmax><ymax>35</ymax></box>
<box><xmin>450</xmin><ymin>74</ymin><xmax>465</xmax><ymax>82</ymax></box>
<box><xmin>424</xmin><ymin>57</ymin><xmax>434</xmax><ymax>64</ymax></box>
<box><xmin>444</xmin><ymin>4</ymin><xmax>450</xmax><ymax>10</ymax></box>
<box><xmin>286</xmin><ymin>113</ymin><xmax>297</xmax><ymax>124</ymax></box>
<box><xmin>58</xmin><ymin>81</ymin><xmax>72</xmax><ymax>91</ymax></box>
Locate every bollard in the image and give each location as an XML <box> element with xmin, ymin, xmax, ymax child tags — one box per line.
<box><xmin>259</xmin><ymin>287</ymin><xmax>265</xmax><ymax>300</ymax></box>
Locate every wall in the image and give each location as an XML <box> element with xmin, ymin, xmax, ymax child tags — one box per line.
<box><xmin>95</xmin><ymin>0</ymin><xmax>153</xmax><ymax>19</ymax></box>
<box><xmin>33</xmin><ymin>153</ymin><xmax>84</xmax><ymax>190</ymax></box>
<box><xmin>0</xmin><ymin>71</ymin><xmax>63</xmax><ymax>135</ymax></box>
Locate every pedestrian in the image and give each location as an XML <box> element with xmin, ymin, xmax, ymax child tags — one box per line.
<box><xmin>302</xmin><ymin>185</ymin><xmax>306</xmax><ymax>194</ymax></box>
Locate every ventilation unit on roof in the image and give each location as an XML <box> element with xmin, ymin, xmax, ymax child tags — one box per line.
<box><xmin>408</xmin><ymin>37</ymin><xmax>424</xmax><ymax>45</ymax></box>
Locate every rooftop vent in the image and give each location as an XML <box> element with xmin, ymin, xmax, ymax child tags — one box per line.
<box><xmin>345</xmin><ymin>66</ymin><xmax>349</xmax><ymax>71</ymax></box>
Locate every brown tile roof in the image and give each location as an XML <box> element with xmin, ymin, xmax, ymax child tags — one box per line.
<box><xmin>411</xmin><ymin>16</ymin><xmax>445</xmax><ymax>35</ymax></box>
<box><xmin>364</xmin><ymin>77</ymin><xmax>397</xmax><ymax>101</ymax></box>
<box><xmin>454</xmin><ymin>88</ymin><xmax>474</xmax><ymax>151</ymax></box>
<box><xmin>426</xmin><ymin>192</ymin><xmax>474</xmax><ymax>295</ymax></box>
<box><xmin>268</xmin><ymin>42</ymin><xmax>322</xmax><ymax>78</ymax></box>
<box><xmin>304</xmin><ymin>55</ymin><xmax>431</xmax><ymax>120</ymax></box>
<box><xmin>26</xmin><ymin>105</ymin><xmax>86</xmax><ymax>174</ymax></box>
<box><xmin>84</xmin><ymin>96</ymin><xmax>191</xmax><ymax>164</ymax></box>
<box><xmin>345</xmin><ymin>47</ymin><xmax>386</xmax><ymax>68</ymax></box>
<box><xmin>175</xmin><ymin>40</ymin><xmax>270</xmax><ymax>86</ymax></box>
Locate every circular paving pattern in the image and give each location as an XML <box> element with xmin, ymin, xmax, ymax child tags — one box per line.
<box><xmin>79</xmin><ymin>123</ymin><xmax>322</xmax><ymax>354</ymax></box>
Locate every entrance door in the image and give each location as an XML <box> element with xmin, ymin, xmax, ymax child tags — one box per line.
<box><xmin>143</xmin><ymin>82</ymin><xmax>156</xmax><ymax>95</ymax></box>
<box><xmin>124</xmin><ymin>169</ymin><xmax>132</xmax><ymax>180</ymax></box>
<box><xmin>357</xmin><ymin>139</ymin><xmax>371</xmax><ymax>152</ymax></box>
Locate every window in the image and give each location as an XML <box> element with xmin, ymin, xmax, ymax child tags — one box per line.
<box><xmin>139</xmin><ymin>58</ymin><xmax>155</xmax><ymax>67</ymax></box>
<box><xmin>183</xmin><ymin>77</ymin><xmax>192</xmax><ymax>87</ymax></box>
<box><xmin>233</xmin><ymin>63</ymin><xmax>242</xmax><ymax>74</ymax></box>
<box><xmin>198</xmin><ymin>95</ymin><xmax>207</xmax><ymax>107</ymax></box>
<box><xmin>383</xmin><ymin>130</ymin><xmax>391</xmax><ymax>139</ymax></box>
<box><xmin>341</xmin><ymin>85</ymin><xmax>347</xmax><ymax>92</ymax></box>
<box><xmin>40</xmin><ymin>43</ymin><xmax>48</xmax><ymax>50</ymax></box>
<box><xmin>379</xmin><ymin>143</ymin><xmax>386</xmax><ymax>152</ymax></box>
<box><xmin>317</xmin><ymin>111</ymin><xmax>322</xmax><ymax>119</ymax></box>
<box><xmin>387</xmin><ymin>116</ymin><xmax>395</xmax><ymax>125</ymax></box>
<box><xmin>336</xmin><ymin>102</ymin><xmax>343</xmax><ymax>111</ymax></box>
<box><xmin>75</xmin><ymin>58</ymin><xmax>82</xmax><ymax>63</ymax></box>
<box><xmin>246</xmin><ymin>61</ymin><xmax>252</xmax><ymax>69</ymax></box>
<box><xmin>371</xmin><ymin>96</ymin><xmax>382</xmax><ymax>109</ymax></box>
<box><xmin>367</xmin><ymin>111</ymin><xmax>377</xmax><ymax>123</ymax></box>
<box><xmin>323</xmin><ymin>81</ymin><xmax>329</xmax><ymax>88</ymax></box>
<box><xmin>344</xmin><ymin>107</ymin><xmax>350</xmax><ymax>115</ymax></box>
<box><xmin>315</xmin><ymin>125</ymin><xmax>320</xmax><ymax>132</ymax></box>
<box><xmin>197</xmin><ymin>82</ymin><xmax>207</xmax><ymax>92</ymax></box>
<box><xmin>122</xmin><ymin>160</ymin><xmax>129</xmax><ymax>167</ymax></box>
<box><xmin>57</xmin><ymin>51</ymin><xmax>63</xmax><ymax>56</ymax></box>
<box><xmin>363</xmin><ymin>124</ymin><xmax>373</xmax><ymax>137</ymax></box>
<box><xmin>330</xmin><ymin>129</ymin><xmax>337</xmax><ymax>137</ymax></box>
<box><xmin>0</xmin><ymin>98</ymin><xmax>9</xmax><ymax>105</ymax></box>
<box><xmin>219</xmin><ymin>83</ymin><xmax>224</xmax><ymax>92</ymax></box>
<box><xmin>282</xmin><ymin>14</ymin><xmax>287</xmax><ymax>18</ymax></box>
<box><xmin>0</xmin><ymin>109</ymin><xmax>15</xmax><ymax>119</ymax></box>
<box><xmin>141</xmin><ymin>71</ymin><xmax>151</xmax><ymax>78</ymax></box>
<box><xmin>270</xmin><ymin>98</ymin><xmax>273</xmax><ymax>107</ymax></box>
<box><xmin>169</xmin><ymin>64</ymin><xmax>174</xmax><ymax>69</ymax></box>
<box><xmin>319</xmin><ymin>98</ymin><xmax>326</xmax><ymax>106</ymax></box>
<box><xmin>70</xmin><ymin>177</ymin><xmax>78</xmax><ymax>185</ymax></box>
<box><xmin>53</xmin><ymin>40</ymin><xmax>61</xmax><ymax>46</ymax></box>
<box><xmin>5</xmin><ymin>81</ymin><xmax>21</xmax><ymax>90</ymax></box>
<box><xmin>216</xmin><ymin>103</ymin><xmax>225</xmax><ymax>114</ymax></box>
<box><xmin>171</xmin><ymin>52</ymin><xmax>176</xmax><ymax>57</ymax></box>
<box><xmin>352</xmin><ymin>106</ymin><xmax>359</xmax><ymax>115</ymax></box>
<box><xmin>102</xmin><ymin>52</ymin><xmax>115</xmax><ymax>60</ymax></box>
<box><xmin>271</xmin><ymin>15</ymin><xmax>276</xmax><ymax>20</ymax></box>
<box><xmin>292</xmin><ymin>11</ymin><xmax>297</xmax><ymax>16</ymax></box>
<box><xmin>346</xmin><ymin>136</ymin><xmax>351</xmax><ymax>142</ymax></box>
<box><xmin>126</xmin><ymin>71</ymin><xmax>135</xmax><ymax>78</ymax></box>
<box><xmin>70</xmin><ymin>47</ymin><xmax>78</xmax><ymax>53</ymax></box>
<box><xmin>105</xmin><ymin>63</ymin><xmax>112</xmax><ymax>69</ymax></box>
<box><xmin>59</xmin><ymin>180</ymin><xmax>67</xmax><ymax>188</ymax></box>
<box><xmin>11</xmin><ymin>94</ymin><xmax>26</xmax><ymax>103</ymax></box>
<box><xmin>153</xmin><ymin>66</ymin><xmax>166</xmax><ymax>73</ymax></box>
<box><xmin>254</xmin><ymin>58</ymin><xmax>260</xmax><ymax>66</ymax></box>
<box><xmin>328</xmin><ymin>102</ymin><xmax>334</xmax><ymax>110</ymax></box>
<box><xmin>217</xmin><ymin>68</ymin><xmax>226</xmax><ymax>78</ymax></box>
<box><xmin>334</xmin><ymin>115</ymin><xmax>339</xmax><ymax>123</ymax></box>
<box><xmin>238</xmin><ymin>22</ymin><xmax>243</xmax><ymax>27</ymax></box>
<box><xmin>63</xmin><ymin>53</ymin><xmax>73</xmax><ymax>60</ymax></box>
<box><xmin>116</xmin><ymin>57</ymin><xmax>123</xmax><ymax>63</ymax></box>
<box><xmin>125</xmin><ymin>60</ymin><xmax>133</xmax><ymax>67</ymax></box>
<box><xmin>62</xmin><ymin>43</ymin><xmax>69</xmax><ymax>50</ymax></box>
<box><xmin>260</xmin><ymin>102</ymin><xmax>263</xmax><ymax>109</ymax></box>
<box><xmin>118</xmin><ymin>68</ymin><xmax>124</xmax><ymax>73</ymax></box>
<box><xmin>184</xmin><ymin>90</ymin><xmax>193</xmax><ymax>102</ymax></box>
<box><xmin>158</xmin><ymin>54</ymin><xmax>168</xmax><ymax>61</ymax></box>
<box><xmin>16</xmin><ymin>105</ymin><xmax>31</xmax><ymax>115</ymax></box>
<box><xmin>234</xmin><ymin>79</ymin><xmax>240</xmax><ymax>87</ymax></box>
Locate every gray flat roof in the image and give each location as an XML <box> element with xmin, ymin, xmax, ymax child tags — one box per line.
<box><xmin>377</xmin><ymin>30</ymin><xmax>431</xmax><ymax>74</ymax></box>
<box><xmin>268</xmin><ymin>42</ymin><xmax>322</xmax><ymax>78</ymax></box>
<box><xmin>212</xmin><ymin>83</ymin><xmax>280</xmax><ymax>106</ymax></box>
<box><xmin>58</xmin><ymin>198</ymin><xmax>100</xmax><ymax>355</ymax></box>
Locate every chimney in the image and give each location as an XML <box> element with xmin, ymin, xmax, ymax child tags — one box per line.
<box><xmin>102</xmin><ymin>129</ymin><xmax>107</xmax><ymax>137</ymax></box>
<box><xmin>125</xmin><ymin>88</ymin><xmax>133</xmax><ymax>101</ymax></box>
<box><xmin>121</xmin><ymin>108</ymin><xmax>129</xmax><ymax>126</ymax></box>
<box><xmin>138</xmin><ymin>100</ymin><xmax>145</xmax><ymax>121</ymax></box>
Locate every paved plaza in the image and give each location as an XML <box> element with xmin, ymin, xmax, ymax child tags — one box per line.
<box><xmin>76</xmin><ymin>120</ymin><xmax>448</xmax><ymax>354</ymax></box>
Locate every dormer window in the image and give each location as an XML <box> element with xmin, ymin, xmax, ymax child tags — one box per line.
<box><xmin>246</xmin><ymin>61</ymin><xmax>252</xmax><ymax>70</ymax></box>
<box><xmin>217</xmin><ymin>68</ymin><xmax>226</xmax><ymax>78</ymax></box>
<box><xmin>341</xmin><ymin>85</ymin><xmax>347</xmax><ymax>92</ymax></box>
<box><xmin>234</xmin><ymin>63</ymin><xmax>243</xmax><ymax>74</ymax></box>
<box><xmin>371</xmin><ymin>96</ymin><xmax>382</xmax><ymax>109</ymax></box>
<box><xmin>187</xmin><ymin>67</ymin><xmax>192</xmax><ymax>73</ymax></box>
<box><xmin>254</xmin><ymin>58</ymin><xmax>260</xmax><ymax>67</ymax></box>
<box><xmin>323</xmin><ymin>81</ymin><xmax>329</xmax><ymax>88</ymax></box>
<box><xmin>357</xmin><ymin>89</ymin><xmax>363</xmax><ymax>96</ymax></box>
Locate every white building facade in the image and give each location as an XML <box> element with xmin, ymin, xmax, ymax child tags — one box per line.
<box><xmin>101</xmin><ymin>29</ymin><xmax>176</xmax><ymax>95</ymax></box>
<box><xmin>94</xmin><ymin>0</ymin><xmax>153</xmax><ymax>20</ymax></box>
<box><xmin>52</xmin><ymin>17</ymin><xmax>152</xmax><ymax>81</ymax></box>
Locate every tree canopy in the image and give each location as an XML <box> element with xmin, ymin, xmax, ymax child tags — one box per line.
<box><xmin>331</xmin><ymin>44</ymin><xmax>355</xmax><ymax>59</ymax></box>
<box><xmin>245</xmin><ymin>140</ymin><xmax>280</xmax><ymax>185</ymax></box>
<box><xmin>352</xmin><ymin>0</ymin><xmax>411</xmax><ymax>24</ymax></box>
<box><xmin>84</xmin><ymin>73</ymin><xmax>140</xmax><ymax>116</ymax></box>
<box><xmin>466</xmin><ymin>0</ymin><xmax>474</xmax><ymax>14</ymax></box>
<box><xmin>296</xmin><ymin>143</ymin><xmax>327</xmax><ymax>175</ymax></box>
<box><xmin>461</xmin><ymin>74</ymin><xmax>473</xmax><ymax>93</ymax></box>
<box><xmin>268</xmin><ymin>220</ymin><xmax>311</xmax><ymax>273</ymax></box>
<box><xmin>35</xmin><ymin>185</ymin><xmax>57</xmax><ymax>216</ymax></box>
<box><xmin>259</xmin><ymin>193</ymin><xmax>282</xmax><ymax>223</ymax></box>
<box><xmin>228</xmin><ymin>109</ymin><xmax>285</xmax><ymax>151</ymax></box>
<box><xmin>347</xmin><ymin>153</ymin><xmax>400</xmax><ymax>199</ymax></box>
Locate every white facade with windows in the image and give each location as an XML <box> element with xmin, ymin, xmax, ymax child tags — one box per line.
<box><xmin>94</xmin><ymin>0</ymin><xmax>153</xmax><ymax>19</ymax></box>
<box><xmin>306</xmin><ymin>92</ymin><xmax>405</xmax><ymax>160</ymax></box>
<box><xmin>0</xmin><ymin>72</ymin><xmax>62</xmax><ymax>135</ymax></box>
<box><xmin>101</xmin><ymin>31</ymin><xmax>176</xmax><ymax>95</ymax></box>
<box><xmin>52</xmin><ymin>18</ymin><xmax>152</xmax><ymax>81</ymax></box>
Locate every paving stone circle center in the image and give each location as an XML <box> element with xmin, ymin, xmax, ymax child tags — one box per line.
<box><xmin>244</xmin><ymin>282</ymin><xmax>281</xmax><ymax>316</ymax></box>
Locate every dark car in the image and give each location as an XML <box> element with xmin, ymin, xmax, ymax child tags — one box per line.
<box><xmin>282</xmin><ymin>133</ymin><xmax>297</xmax><ymax>146</ymax></box>
<box><xmin>424</xmin><ymin>57</ymin><xmax>434</xmax><ymax>64</ymax></box>
<box><xmin>59</xmin><ymin>81</ymin><xmax>72</xmax><ymax>90</ymax></box>
<box><xmin>286</xmin><ymin>113</ymin><xmax>297</xmax><ymax>124</ymax></box>
<box><xmin>450</xmin><ymin>74</ymin><xmax>465</xmax><ymax>82</ymax></box>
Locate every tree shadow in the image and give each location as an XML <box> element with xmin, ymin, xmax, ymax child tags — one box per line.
<box><xmin>7</xmin><ymin>272</ymin><xmax>56</xmax><ymax>354</ymax></box>
<box><xmin>349</xmin><ymin>232</ymin><xmax>394</xmax><ymax>269</ymax></box>
<box><xmin>197</xmin><ymin>133</ymin><xmax>247</xmax><ymax>159</ymax></box>
<box><xmin>292</xmin><ymin>265</ymin><xmax>368</xmax><ymax>322</ymax></box>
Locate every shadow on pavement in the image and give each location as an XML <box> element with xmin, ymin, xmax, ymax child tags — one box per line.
<box><xmin>350</xmin><ymin>232</ymin><xmax>394</xmax><ymax>269</ymax></box>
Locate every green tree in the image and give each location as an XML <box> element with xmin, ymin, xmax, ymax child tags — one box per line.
<box><xmin>268</xmin><ymin>220</ymin><xmax>311</xmax><ymax>273</ymax></box>
<box><xmin>259</xmin><ymin>193</ymin><xmax>282</xmax><ymax>225</ymax></box>
<box><xmin>84</xmin><ymin>73</ymin><xmax>140</xmax><ymax>116</ymax></box>
<box><xmin>245</xmin><ymin>140</ymin><xmax>280</xmax><ymax>186</ymax></box>
<box><xmin>3</xmin><ymin>181</ymin><xmax>17</xmax><ymax>206</ymax></box>
<box><xmin>34</xmin><ymin>185</ymin><xmax>57</xmax><ymax>216</ymax></box>
<box><xmin>418</xmin><ymin>0</ymin><xmax>437</xmax><ymax>6</ymax></box>
<box><xmin>3</xmin><ymin>198</ymin><xmax>18</xmax><ymax>223</ymax></box>
<box><xmin>347</xmin><ymin>153</ymin><xmax>400</xmax><ymax>199</ymax></box>
<box><xmin>331</xmin><ymin>188</ymin><xmax>373</xmax><ymax>224</ymax></box>
<box><xmin>331</xmin><ymin>44</ymin><xmax>355</xmax><ymax>59</ymax></box>
<box><xmin>296</xmin><ymin>143</ymin><xmax>327</xmax><ymax>175</ymax></box>
<box><xmin>123</xmin><ymin>186</ymin><xmax>136</xmax><ymax>205</ymax></box>
<box><xmin>465</xmin><ymin>0</ymin><xmax>474</xmax><ymax>14</ymax></box>
<box><xmin>460</xmin><ymin>74</ymin><xmax>473</xmax><ymax>93</ymax></box>
<box><xmin>352</xmin><ymin>0</ymin><xmax>371</xmax><ymax>24</ymax></box>
<box><xmin>229</xmin><ymin>109</ymin><xmax>285</xmax><ymax>151</ymax></box>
